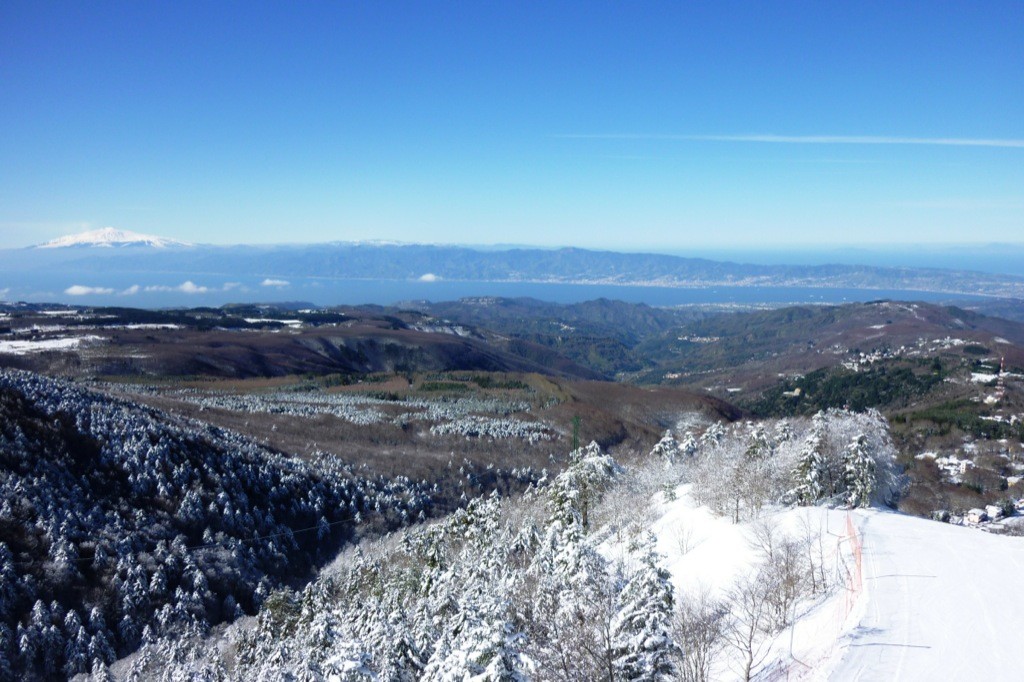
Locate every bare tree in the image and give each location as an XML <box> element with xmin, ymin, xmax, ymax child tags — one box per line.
<box><xmin>796</xmin><ymin>512</ymin><xmax>830</xmax><ymax>595</ymax></box>
<box><xmin>671</xmin><ymin>588</ymin><xmax>726</xmax><ymax>682</ymax></box>
<box><xmin>675</xmin><ymin>521</ymin><xmax>698</xmax><ymax>556</ymax></box>
<box><xmin>750</xmin><ymin>520</ymin><xmax>812</xmax><ymax>630</ymax></box>
<box><xmin>723</xmin><ymin>569</ymin><xmax>776</xmax><ymax>682</ymax></box>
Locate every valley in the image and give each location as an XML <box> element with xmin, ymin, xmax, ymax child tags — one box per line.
<box><xmin>3</xmin><ymin>296</ymin><xmax>1023</xmax><ymax>521</ymax></box>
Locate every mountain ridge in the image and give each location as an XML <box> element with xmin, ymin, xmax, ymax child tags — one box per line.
<box><xmin>34</xmin><ymin>226</ymin><xmax>192</xmax><ymax>249</ymax></box>
<box><xmin>11</xmin><ymin>241</ymin><xmax>1024</xmax><ymax>298</ymax></box>
<box><xmin>8</xmin><ymin>229</ymin><xmax>1024</xmax><ymax>302</ymax></box>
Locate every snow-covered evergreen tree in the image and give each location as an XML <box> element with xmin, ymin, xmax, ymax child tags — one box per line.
<box><xmin>650</xmin><ymin>430</ymin><xmax>681</xmax><ymax>465</ymax></box>
<box><xmin>790</xmin><ymin>419</ymin><xmax>826</xmax><ymax>505</ymax></box>
<box><xmin>611</xmin><ymin>535</ymin><xmax>677</xmax><ymax>681</ymax></box>
<box><xmin>0</xmin><ymin>623</ymin><xmax>13</xmax><ymax>682</ymax></box>
<box><xmin>843</xmin><ymin>434</ymin><xmax>875</xmax><ymax>508</ymax></box>
<box><xmin>744</xmin><ymin>424</ymin><xmax>773</xmax><ymax>460</ymax></box>
<box><xmin>772</xmin><ymin>420</ymin><xmax>792</xmax><ymax>445</ymax></box>
<box><xmin>547</xmin><ymin>441</ymin><xmax>619</xmax><ymax>531</ymax></box>
<box><xmin>698</xmin><ymin>421</ymin><xmax>725</xmax><ymax>448</ymax></box>
<box><xmin>678</xmin><ymin>430</ymin><xmax>698</xmax><ymax>458</ymax></box>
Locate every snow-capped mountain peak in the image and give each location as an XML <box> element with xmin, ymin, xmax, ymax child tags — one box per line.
<box><xmin>36</xmin><ymin>227</ymin><xmax>191</xmax><ymax>249</ymax></box>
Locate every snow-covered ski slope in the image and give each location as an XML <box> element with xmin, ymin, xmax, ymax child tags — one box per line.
<box><xmin>647</xmin><ymin>486</ymin><xmax>1024</xmax><ymax>681</ymax></box>
<box><xmin>648</xmin><ymin>490</ymin><xmax>867</xmax><ymax>681</ymax></box>
<box><xmin>833</xmin><ymin>509</ymin><xmax>1024</xmax><ymax>681</ymax></box>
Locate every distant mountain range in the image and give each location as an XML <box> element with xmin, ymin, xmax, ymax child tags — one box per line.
<box><xmin>5</xmin><ymin>228</ymin><xmax>1024</xmax><ymax>302</ymax></box>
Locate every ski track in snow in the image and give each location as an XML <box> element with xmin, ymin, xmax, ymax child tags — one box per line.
<box><xmin>832</xmin><ymin>510</ymin><xmax>1024</xmax><ymax>681</ymax></box>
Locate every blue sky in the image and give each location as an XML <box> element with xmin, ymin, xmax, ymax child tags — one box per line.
<box><xmin>1</xmin><ymin>1</ymin><xmax>1021</xmax><ymax>250</ymax></box>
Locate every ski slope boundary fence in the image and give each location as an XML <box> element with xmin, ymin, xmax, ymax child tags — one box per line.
<box><xmin>773</xmin><ymin>511</ymin><xmax>865</xmax><ymax>681</ymax></box>
<box><xmin>827</xmin><ymin>512</ymin><xmax>864</xmax><ymax>664</ymax></box>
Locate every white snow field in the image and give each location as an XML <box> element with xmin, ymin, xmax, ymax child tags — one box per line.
<box><xmin>0</xmin><ymin>335</ymin><xmax>102</xmax><ymax>354</ymax></box>
<box><xmin>647</xmin><ymin>487</ymin><xmax>1024</xmax><ymax>681</ymax></box>
<box><xmin>831</xmin><ymin>509</ymin><xmax>1024</xmax><ymax>681</ymax></box>
<box><xmin>649</xmin><ymin>488</ymin><xmax>867</xmax><ymax>681</ymax></box>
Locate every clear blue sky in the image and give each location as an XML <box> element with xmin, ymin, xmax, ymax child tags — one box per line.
<box><xmin>1</xmin><ymin>1</ymin><xmax>1021</xmax><ymax>250</ymax></box>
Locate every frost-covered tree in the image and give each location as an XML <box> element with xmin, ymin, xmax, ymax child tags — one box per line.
<box><xmin>698</xmin><ymin>421</ymin><xmax>725</xmax><ymax>448</ymax></box>
<box><xmin>0</xmin><ymin>367</ymin><xmax>499</xmax><ymax>679</ymax></box>
<box><xmin>421</xmin><ymin>597</ymin><xmax>527</xmax><ymax>681</ymax></box>
<box><xmin>547</xmin><ymin>441</ymin><xmax>619</xmax><ymax>531</ymax></box>
<box><xmin>519</xmin><ymin>443</ymin><xmax>631</xmax><ymax>681</ymax></box>
<box><xmin>772</xmin><ymin>420</ymin><xmax>792</xmax><ymax>445</ymax></box>
<box><xmin>611</xmin><ymin>534</ymin><xmax>677</xmax><ymax>681</ymax></box>
<box><xmin>678</xmin><ymin>430</ymin><xmax>698</xmax><ymax>458</ymax></box>
<box><xmin>790</xmin><ymin>419</ymin><xmax>826</xmax><ymax>505</ymax></box>
<box><xmin>526</xmin><ymin>533</ymin><xmax>618</xmax><ymax>682</ymax></box>
<box><xmin>0</xmin><ymin>623</ymin><xmax>14</xmax><ymax>682</ymax></box>
<box><xmin>844</xmin><ymin>434</ymin><xmax>875</xmax><ymax>508</ymax></box>
<box><xmin>744</xmin><ymin>424</ymin><xmax>774</xmax><ymax>460</ymax></box>
<box><xmin>672</xmin><ymin>589</ymin><xmax>726</xmax><ymax>682</ymax></box>
<box><xmin>650</xmin><ymin>430</ymin><xmax>681</xmax><ymax>465</ymax></box>
<box><xmin>723</xmin><ymin>568</ymin><xmax>775</xmax><ymax>682</ymax></box>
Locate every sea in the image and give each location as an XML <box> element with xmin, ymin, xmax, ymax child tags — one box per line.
<box><xmin>0</xmin><ymin>271</ymin><xmax>996</xmax><ymax>309</ymax></box>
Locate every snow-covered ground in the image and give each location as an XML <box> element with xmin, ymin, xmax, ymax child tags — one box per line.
<box><xmin>0</xmin><ymin>335</ymin><xmax>102</xmax><ymax>354</ymax></box>
<box><xmin>644</xmin><ymin>486</ymin><xmax>1024</xmax><ymax>680</ymax></box>
<box><xmin>831</xmin><ymin>509</ymin><xmax>1024</xmax><ymax>681</ymax></box>
<box><xmin>243</xmin><ymin>317</ymin><xmax>303</xmax><ymax>327</ymax></box>
<box><xmin>647</xmin><ymin>487</ymin><xmax>866</xmax><ymax>681</ymax></box>
<box><xmin>652</xmin><ymin>488</ymin><xmax>760</xmax><ymax>597</ymax></box>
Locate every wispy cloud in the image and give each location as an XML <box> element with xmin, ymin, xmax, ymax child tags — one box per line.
<box><xmin>557</xmin><ymin>133</ymin><xmax>1024</xmax><ymax>149</ymax></box>
<box><xmin>144</xmin><ymin>281</ymin><xmax>210</xmax><ymax>294</ymax></box>
<box><xmin>65</xmin><ymin>285</ymin><xmax>115</xmax><ymax>296</ymax></box>
<box><xmin>260</xmin><ymin>278</ymin><xmax>290</xmax><ymax>287</ymax></box>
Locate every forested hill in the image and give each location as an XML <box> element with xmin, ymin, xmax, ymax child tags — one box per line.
<box><xmin>0</xmin><ymin>370</ymin><xmax>535</xmax><ymax>680</ymax></box>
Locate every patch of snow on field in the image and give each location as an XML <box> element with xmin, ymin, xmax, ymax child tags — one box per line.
<box><xmin>15</xmin><ymin>324</ymin><xmax>71</xmax><ymax>333</ymax></box>
<box><xmin>243</xmin><ymin>318</ymin><xmax>303</xmax><ymax>328</ymax></box>
<box><xmin>120</xmin><ymin>323</ymin><xmax>184</xmax><ymax>330</ymax></box>
<box><xmin>971</xmin><ymin>372</ymin><xmax>999</xmax><ymax>383</ymax></box>
<box><xmin>915</xmin><ymin>452</ymin><xmax>974</xmax><ymax>483</ymax></box>
<box><xmin>927</xmin><ymin>336</ymin><xmax>967</xmax><ymax>349</ymax></box>
<box><xmin>0</xmin><ymin>335</ymin><xmax>102</xmax><ymax>354</ymax></box>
